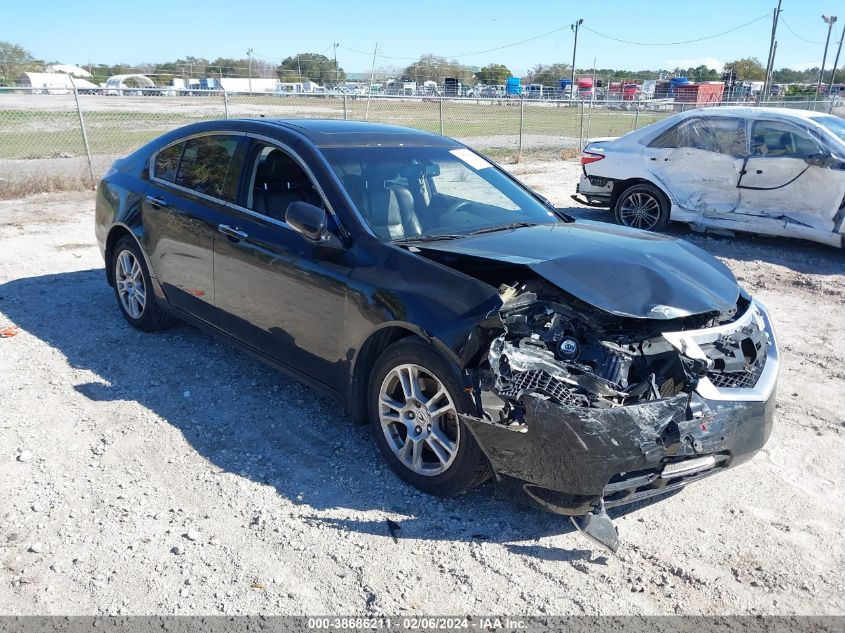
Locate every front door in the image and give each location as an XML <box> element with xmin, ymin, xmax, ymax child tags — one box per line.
<box><xmin>212</xmin><ymin>140</ymin><xmax>352</xmax><ymax>388</ymax></box>
<box><xmin>737</xmin><ymin>118</ymin><xmax>845</xmax><ymax>233</ymax></box>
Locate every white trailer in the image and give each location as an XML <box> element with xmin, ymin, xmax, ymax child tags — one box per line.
<box><xmin>219</xmin><ymin>77</ymin><xmax>278</xmax><ymax>94</ymax></box>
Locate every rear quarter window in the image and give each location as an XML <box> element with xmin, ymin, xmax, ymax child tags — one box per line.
<box><xmin>153</xmin><ymin>142</ymin><xmax>184</xmax><ymax>183</ymax></box>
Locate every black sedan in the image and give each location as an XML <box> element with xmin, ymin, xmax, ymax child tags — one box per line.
<box><xmin>95</xmin><ymin>119</ymin><xmax>778</xmax><ymax>550</ymax></box>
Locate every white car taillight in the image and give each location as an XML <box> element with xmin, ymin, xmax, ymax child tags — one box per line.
<box><xmin>581</xmin><ymin>151</ymin><xmax>605</xmax><ymax>165</ymax></box>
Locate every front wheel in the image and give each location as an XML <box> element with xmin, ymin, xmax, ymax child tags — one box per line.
<box><xmin>368</xmin><ymin>339</ymin><xmax>491</xmax><ymax>497</ymax></box>
<box><xmin>613</xmin><ymin>183</ymin><xmax>670</xmax><ymax>231</ymax></box>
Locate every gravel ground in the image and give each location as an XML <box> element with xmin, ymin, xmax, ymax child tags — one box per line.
<box><xmin>1</xmin><ymin>162</ymin><xmax>844</xmax><ymax>616</ymax></box>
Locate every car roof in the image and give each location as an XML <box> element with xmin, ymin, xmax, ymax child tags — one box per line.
<box><xmin>253</xmin><ymin>119</ymin><xmax>460</xmax><ymax>148</ymax></box>
<box><xmin>680</xmin><ymin>106</ymin><xmax>835</xmax><ymax>123</ymax></box>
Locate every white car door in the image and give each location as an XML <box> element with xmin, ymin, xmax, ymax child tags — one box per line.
<box><xmin>646</xmin><ymin>116</ymin><xmax>747</xmax><ymax>215</ymax></box>
<box><xmin>737</xmin><ymin>119</ymin><xmax>845</xmax><ymax>234</ymax></box>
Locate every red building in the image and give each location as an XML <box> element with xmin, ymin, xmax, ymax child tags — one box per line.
<box><xmin>673</xmin><ymin>82</ymin><xmax>725</xmax><ymax>109</ymax></box>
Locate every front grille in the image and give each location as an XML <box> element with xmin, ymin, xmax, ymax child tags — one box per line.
<box><xmin>706</xmin><ymin>357</ymin><xmax>766</xmax><ymax>389</ymax></box>
<box><xmin>499</xmin><ymin>370</ymin><xmax>588</xmax><ymax>406</ymax></box>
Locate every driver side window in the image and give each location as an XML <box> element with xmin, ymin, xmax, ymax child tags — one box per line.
<box><xmin>246</xmin><ymin>143</ymin><xmax>324</xmax><ymax>222</ymax></box>
<box><xmin>750</xmin><ymin>120</ymin><xmax>821</xmax><ymax>157</ymax></box>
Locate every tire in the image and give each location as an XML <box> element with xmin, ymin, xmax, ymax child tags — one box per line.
<box><xmin>368</xmin><ymin>339</ymin><xmax>491</xmax><ymax>497</ymax></box>
<box><xmin>111</xmin><ymin>236</ymin><xmax>177</xmax><ymax>332</ymax></box>
<box><xmin>613</xmin><ymin>182</ymin><xmax>671</xmax><ymax>232</ymax></box>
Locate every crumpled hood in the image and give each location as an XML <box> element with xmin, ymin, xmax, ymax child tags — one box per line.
<box><xmin>417</xmin><ymin>221</ymin><xmax>739</xmax><ymax>319</ymax></box>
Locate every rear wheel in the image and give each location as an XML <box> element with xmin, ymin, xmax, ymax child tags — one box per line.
<box><xmin>111</xmin><ymin>236</ymin><xmax>177</xmax><ymax>332</ymax></box>
<box><xmin>613</xmin><ymin>183</ymin><xmax>670</xmax><ymax>231</ymax></box>
<box><xmin>368</xmin><ymin>339</ymin><xmax>491</xmax><ymax>497</ymax></box>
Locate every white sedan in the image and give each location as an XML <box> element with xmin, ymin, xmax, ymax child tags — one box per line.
<box><xmin>576</xmin><ymin>106</ymin><xmax>845</xmax><ymax>248</ymax></box>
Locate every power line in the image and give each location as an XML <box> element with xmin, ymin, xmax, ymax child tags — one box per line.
<box><xmin>251</xmin><ymin>45</ymin><xmax>334</xmax><ymax>63</ymax></box>
<box><xmin>337</xmin><ymin>13</ymin><xmax>770</xmax><ymax>67</ymax></box>
<box><xmin>441</xmin><ymin>25</ymin><xmax>575</xmax><ymax>59</ymax></box>
<box><xmin>780</xmin><ymin>17</ymin><xmax>826</xmax><ymax>44</ymax></box>
<box><xmin>580</xmin><ymin>14</ymin><xmax>769</xmax><ymax>46</ymax></box>
<box><xmin>340</xmin><ymin>24</ymin><xmax>574</xmax><ymax>61</ymax></box>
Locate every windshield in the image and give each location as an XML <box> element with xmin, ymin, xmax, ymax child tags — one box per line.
<box><xmin>321</xmin><ymin>145</ymin><xmax>562</xmax><ymax>241</ymax></box>
<box><xmin>812</xmin><ymin>116</ymin><xmax>845</xmax><ymax>146</ymax></box>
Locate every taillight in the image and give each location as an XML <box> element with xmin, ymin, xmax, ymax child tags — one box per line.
<box><xmin>581</xmin><ymin>151</ymin><xmax>605</xmax><ymax>165</ymax></box>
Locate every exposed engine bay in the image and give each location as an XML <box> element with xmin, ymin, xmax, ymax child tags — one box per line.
<box><xmin>408</xmin><ymin>236</ymin><xmax>777</xmax><ymax>552</ymax></box>
<box><xmin>480</xmin><ymin>277</ymin><xmax>769</xmax><ymax>421</ymax></box>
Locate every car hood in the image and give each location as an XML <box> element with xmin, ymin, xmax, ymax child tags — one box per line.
<box><xmin>416</xmin><ymin>221</ymin><xmax>739</xmax><ymax>320</ymax></box>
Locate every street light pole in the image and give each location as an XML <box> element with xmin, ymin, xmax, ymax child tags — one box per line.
<box><xmin>246</xmin><ymin>48</ymin><xmax>254</xmax><ymax>94</ymax></box>
<box><xmin>816</xmin><ymin>15</ymin><xmax>837</xmax><ymax>100</ymax></box>
<box><xmin>570</xmin><ymin>19</ymin><xmax>583</xmax><ymax>99</ymax></box>
<box><xmin>333</xmin><ymin>42</ymin><xmax>340</xmax><ymax>87</ymax></box>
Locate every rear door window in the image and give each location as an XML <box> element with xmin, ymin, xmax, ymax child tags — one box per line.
<box><xmin>175</xmin><ymin>135</ymin><xmax>241</xmax><ymax>198</ymax></box>
<box><xmin>650</xmin><ymin>117</ymin><xmax>747</xmax><ymax>157</ymax></box>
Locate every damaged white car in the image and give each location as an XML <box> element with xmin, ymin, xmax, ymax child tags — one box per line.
<box><xmin>575</xmin><ymin>106</ymin><xmax>845</xmax><ymax>248</ymax></box>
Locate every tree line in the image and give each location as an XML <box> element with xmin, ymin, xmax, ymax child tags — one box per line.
<box><xmin>1</xmin><ymin>40</ymin><xmax>838</xmax><ymax>88</ymax></box>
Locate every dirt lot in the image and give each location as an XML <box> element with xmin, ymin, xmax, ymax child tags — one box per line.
<box><xmin>1</xmin><ymin>162</ymin><xmax>844</xmax><ymax>616</ymax></box>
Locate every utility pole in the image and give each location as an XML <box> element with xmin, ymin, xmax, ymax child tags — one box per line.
<box><xmin>829</xmin><ymin>22</ymin><xmax>845</xmax><ymax>88</ymax></box>
<box><xmin>817</xmin><ymin>15</ymin><xmax>838</xmax><ymax>100</ymax></box>
<box><xmin>570</xmin><ymin>19</ymin><xmax>583</xmax><ymax>100</ymax></box>
<box><xmin>246</xmin><ymin>48</ymin><xmax>254</xmax><ymax>93</ymax></box>
<box><xmin>761</xmin><ymin>0</ymin><xmax>782</xmax><ymax>103</ymax></box>
<box><xmin>333</xmin><ymin>42</ymin><xmax>340</xmax><ymax>88</ymax></box>
<box><xmin>366</xmin><ymin>41</ymin><xmax>379</xmax><ymax>121</ymax></box>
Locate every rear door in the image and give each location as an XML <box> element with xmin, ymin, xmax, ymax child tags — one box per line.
<box><xmin>737</xmin><ymin>118</ymin><xmax>845</xmax><ymax>232</ymax></box>
<box><xmin>646</xmin><ymin>116</ymin><xmax>747</xmax><ymax>215</ymax></box>
<box><xmin>143</xmin><ymin>133</ymin><xmax>243</xmax><ymax>322</ymax></box>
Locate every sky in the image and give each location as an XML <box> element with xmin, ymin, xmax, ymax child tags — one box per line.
<box><xmin>4</xmin><ymin>0</ymin><xmax>844</xmax><ymax>75</ymax></box>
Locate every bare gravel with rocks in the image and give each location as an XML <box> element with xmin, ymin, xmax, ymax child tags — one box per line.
<box><xmin>1</xmin><ymin>162</ymin><xmax>844</xmax><ymax>616</ymax></box>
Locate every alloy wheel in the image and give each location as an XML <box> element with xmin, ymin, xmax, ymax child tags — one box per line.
<box><xmin>619</xmin><ymin>191</ymin><xmax>661</xmax><ymax>229</ymax></box>
<box><xmin>115</xmin><ymin>249</ymin><xmax>146</xmax><ymax>319</ymax></box>
<box><xmin>378</xmin><ymin>363</ymin><xmax>460</xmax><ymax>476</ymax></box>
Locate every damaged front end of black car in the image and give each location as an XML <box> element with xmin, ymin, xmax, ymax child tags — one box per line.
<box><xmin>412</xmin><ymin>226</ymin><xmax>778</xmax><ymax>551</ymax></box>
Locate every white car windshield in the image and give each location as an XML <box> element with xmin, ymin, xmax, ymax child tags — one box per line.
<box><xmin>813</xmin><ymin>117</ymin><xmax>845</xmax><ymax>146</ymax></box>
<box><xmin>322</xmin><ymin>146</ymin><xmax>563</xmax><ymax>241</ymax></box>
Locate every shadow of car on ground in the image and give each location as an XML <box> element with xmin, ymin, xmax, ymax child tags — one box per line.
<box><xmin>0</xmin><ymin>268</ymin><xmax>681</xmax><ymax>559</ymax></box>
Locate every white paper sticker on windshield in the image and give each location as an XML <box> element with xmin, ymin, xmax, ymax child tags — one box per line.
<box><xmin>449</xmin><ymin>148</ymin><xmax>492</xmax><ymax>170</ymax></box>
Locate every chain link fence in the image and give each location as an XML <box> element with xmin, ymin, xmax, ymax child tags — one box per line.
<box><xmin>1</xmin><ymin>86</ymin><xmax>842</xmax><ymax>198</ymax></box>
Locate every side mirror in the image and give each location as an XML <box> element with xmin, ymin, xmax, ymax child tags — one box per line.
<box><xmin>803</xmin><ymin>152</ymin><xmax>831</xmax><ymax>168</ymax></box>
<box><xmin>286</xmin><ymin>201</ymin><xmax>329</xmax><ymax>243</ymax></box>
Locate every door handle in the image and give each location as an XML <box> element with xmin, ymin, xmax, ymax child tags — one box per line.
<box><xmin>218</xmin><ymin>224</ymin><xmax>248</xmax><ymax>241</ymax></box>
<box><xmin>145</xmin><ymin>195</ymin><xmax>167</xmax><ymax>207</ymax></box>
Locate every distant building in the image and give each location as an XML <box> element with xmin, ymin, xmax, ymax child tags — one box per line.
<box><xmin>105</xmin><ymin>74</ymin><xmax>156</xmax><ymax>95</ymax></box>
<box><xmin>18</xmin><ymin>72</ymin><xmax>98</xmax><ymax>93</ymax></box>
